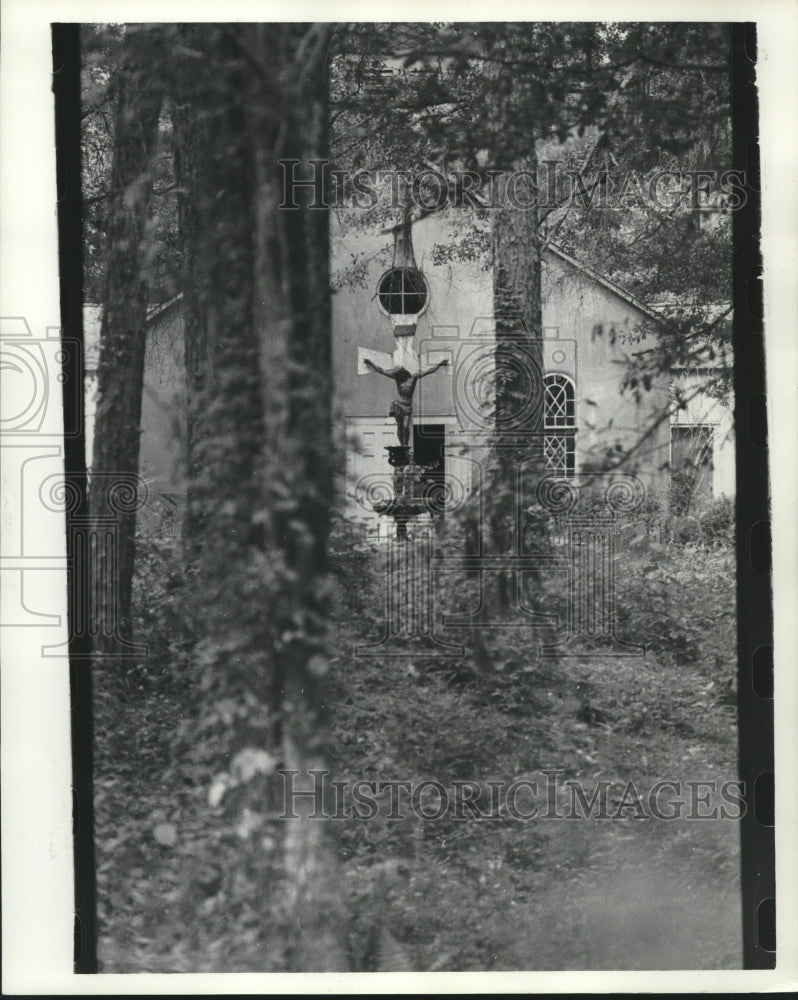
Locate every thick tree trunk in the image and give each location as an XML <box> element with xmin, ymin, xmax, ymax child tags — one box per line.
<box><xmin>493</xmin><ymin>163</ymin><xmax>544</xmax><ymax>398</ymax></box>
<box><xmin>489</xmin><ymin>154</ymin><xmax>544</xmax><ymax>604</ymax></box>
<box><xmin>252</xmin><ymin>23</ymin><xmax>348</xmax><ymax>971</ymax></box>
<box><xmin>89</xmin><ymin>25</ymin><xmax>164</xmax><ymax>654</ymax></box>
<box><xmin>172</xmin><ymin>24</ymin><xmax>275</xmax><ymax>729</ymax></box>
<box><xmin>170</xmin><ymin>26</ymin><xmax>209</xmax><ymax>557</ymax></box>
<box><xmin>173</xmin><ymin>23</ymin><xmax>348</xmax><ymax>970</ymax></box>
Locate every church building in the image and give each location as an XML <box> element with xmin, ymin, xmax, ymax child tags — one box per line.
<box><xmin>83</xmin><ymin>208</ymin><xmax>734</xmax><ymax>539</ymax></box>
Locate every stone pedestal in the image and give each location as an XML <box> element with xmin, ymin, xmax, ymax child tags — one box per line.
<box><xmin>370</xmin><ymin>446</ymin><xmax>431</xmax><ymax>541</ymax></box>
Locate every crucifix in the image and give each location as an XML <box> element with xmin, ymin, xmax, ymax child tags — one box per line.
<box><xmin>357</xmin><ymin>313</ymin><xmax>450</xmax><ymax>448</ymax></box>
<box><xmin>362</xmin><ymin>357</ymin><xmax>449</xmax><ymax>447</ymax></box>
<box><xmin>358</xmin><ymin>338</ymin><xmax>448</xmax><ymax>538</ymax></box>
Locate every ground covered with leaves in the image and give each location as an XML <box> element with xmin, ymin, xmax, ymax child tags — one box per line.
<box><xmin>93</xmin><ymin>521</ymin><xmax>741</xmax><ymax>972</ymax></box>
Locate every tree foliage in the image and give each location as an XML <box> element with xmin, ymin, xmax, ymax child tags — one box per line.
<box><xmin>330</xmin><ymin>22</ymin><xmax>734</xmax><ymax>417</ymax></box>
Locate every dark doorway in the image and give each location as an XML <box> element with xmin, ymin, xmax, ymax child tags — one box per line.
<box><xmin>414</xmin><ymin>424</ymin><xmax>446</xmax><ymax>516</ymax></box>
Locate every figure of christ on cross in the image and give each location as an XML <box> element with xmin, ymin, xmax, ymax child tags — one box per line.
<box><xmin>363</xmin><ymin>357</ymin><xmax>449</xmax><ymax>446</ymax></box>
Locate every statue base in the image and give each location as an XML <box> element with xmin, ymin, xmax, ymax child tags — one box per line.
<box><xmin>371</xmin><ymin>455</ymin><xmax>434</xmax><ymax>540</ymax></box>
<box><xmin>386</xmin><ymin>445</ymin><xmax>411</xmax><ymax>468</ymax></box>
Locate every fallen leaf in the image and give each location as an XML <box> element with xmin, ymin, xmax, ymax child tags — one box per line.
<box><xmin>231</xmin><ymin>747</ymin><xmax>277</xmax><ymax>783</ymax></box>
<box><xmin>208</xmin><ymin>775</ymin><xmax>229</xmax><ymax>809</ymax></box>
<box><xmin>153</xmin><ymin>823</ymin><xmax>178</xmax><ymax>847</ymax></box>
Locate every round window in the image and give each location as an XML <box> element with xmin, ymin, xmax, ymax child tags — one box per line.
<box><xmin>377</xmin><ymin>267</ymin><xmax>429</xmax><ymax>316</ymax></box>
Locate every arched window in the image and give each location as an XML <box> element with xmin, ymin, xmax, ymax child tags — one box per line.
<box><xmin>377</xmin><ymin>267</ymin><xmax>428</xmax><ymax>316</ymax></box>
<box><xmin>543</xmin><ymin>373</ymin><xmax>576</xmax><ymax>475</ymax></box>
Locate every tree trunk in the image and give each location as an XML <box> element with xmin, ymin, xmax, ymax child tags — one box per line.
<box><xmin>172</xmin><ymin>22</ymin><xmax>348</xmax><ymax>970</ymax></box>
<box><xmin>171</xmin><ymin>23</ymin><xmax>277</xmax><ymax>738</ymax></box>
<box><xmin>489</xmin><ymin>153</ymin><xmax>544</xmax><ymax>605</ymax></box>
<box><xmin>89</xmin><ymin>24</ymin><xmax>164</xmax><ymax>654</ymax></box>
<box><xmin>170</xmin><ymin>25</ymin><xmax>209</xmax><ymax>558</ymax></box>
<box><xmin>492</xmin><ymin>162</ymin><xmax>544</xmax><ymax>411</ymax></box>
<box><xmin>252</xmin><ymin>23</ymin><xmax>349</xmax><ymax>971</ymax></box>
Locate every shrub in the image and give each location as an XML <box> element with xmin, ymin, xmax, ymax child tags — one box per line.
<box><xmin>613</xmin><ymin>546</ymin><xmax>736</xmax><ymax>666</ymax></box>
<box><xmin>699</xmin><ymin>495</ymin><xmax>735</xmax><ymax>544</ymax></box>
<box><xmin>669</xmin><ymin>514</ymin><xmax>701</xmax><ymax>545</ymax></box>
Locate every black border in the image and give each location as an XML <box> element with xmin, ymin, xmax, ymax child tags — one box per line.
<box><xmin>731</xmin><ymin>22</ymin><xmax>776</xmax><ymax>970</ymax></box>
<box><xmin>52</xmin><ymin>23</ymin><xmax>97</xmax><ymax>974</ymax></box>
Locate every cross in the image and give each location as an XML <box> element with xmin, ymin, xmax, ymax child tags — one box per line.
<box><xmin>357</xmin><ymin>341</ymin><xmax>449</xmax><ymax>447</ymax></box>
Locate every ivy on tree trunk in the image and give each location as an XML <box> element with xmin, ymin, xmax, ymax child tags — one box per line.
<box><xmin>170</xmin><ymin>22</ymin><xmax>348</xmax><ymax>971</ymax></box>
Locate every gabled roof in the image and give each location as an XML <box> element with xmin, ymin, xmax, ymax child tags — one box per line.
<box><xmin>83</xmin><ymin>297</ymin><xmax>184</xmax><ymax>367</ymax></box>
<box><xmin>648</xmin><ymin>296</ymin><xmax>733</xmax><ymax>325</ymax></box>
<box><xmin>378</xmin><ymin>206</ymin><xmax>668</xmax><ymax>325</ymax></box>
<box><xmin>544</xmin><ymin>243</ymin><xmax>666</xmax><ymax>325</ymax></box>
